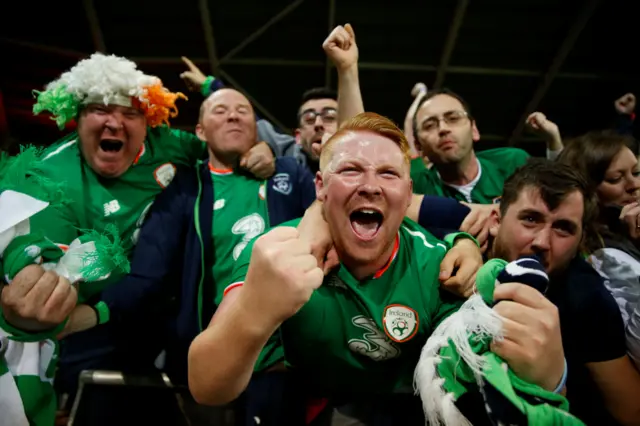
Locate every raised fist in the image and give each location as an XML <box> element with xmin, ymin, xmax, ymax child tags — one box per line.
<box><xmin>180</xmin><ymin>56</ymin><xmax>208</xmax><ymax>92</ymax></box>
<box><xmin>323</xmin><ymin>24</ymin><xmax>358</xmax><ymax>72</ymax></box>
<box><xmin>526</xmin><ymin>112</ymin><xmax>560</xmax><ymax>142</ymax></box>
<box><xmin>411</xmin><ymin>83</ymin><xmax>427</xmax><ymax>98</ymax></box>
<box><xmin>242</xmin><ymin>227</ymin><xmax>323</xmax><ymax>325</ymax></box>
<box><xmin>615</xmin><ymin>93</ymin><xmax>636</xmax><ymax>115</ymax></box>
<box><xmin>1</xmin><ymin>265</ymin><xmax>77</xmax><ymax>331</ymax></box>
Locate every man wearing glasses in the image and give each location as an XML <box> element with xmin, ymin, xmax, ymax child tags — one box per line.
<box><xmin>411</xmin><ymin>90</ymin><xmax>530</xmax><ymax>204</ymax></box>
<box><xmin>294</xmin><ymin>87</ymin><xmax>339</xmax><ymax>174</ymax></box>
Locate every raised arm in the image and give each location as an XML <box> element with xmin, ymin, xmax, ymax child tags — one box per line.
<box><xmin>525</xmin><ymin>112</ymin><xmax>564</xmax><ymax>160</ymax></box>
<box><xmin>323</xmin><ymin>24</ymin><xmax>363</xmax><ymax>127</ymax></box>
<box><xmin>188</xmin><ymin>227</ymin><xmax>323</xmax><ymax>405</ymax></box>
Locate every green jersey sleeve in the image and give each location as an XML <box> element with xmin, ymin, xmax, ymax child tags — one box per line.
<box><xmin>171</xmin><ymin>128</ymin><xmax>207</xmax><ymax>164</ymax></box>
<box><xmin>145</xmin><ymin>127</ymin><xmax>206</xmax><ymax>168</ymax></box>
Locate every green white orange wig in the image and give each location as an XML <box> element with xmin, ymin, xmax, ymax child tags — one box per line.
<box><xmin>32</xmin><ymin>53</ymin><xmax>187</xmax><ymax>129</ymax></box>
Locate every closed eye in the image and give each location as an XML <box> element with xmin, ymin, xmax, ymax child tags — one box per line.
<box><xmin>380</xmin><ymin>169</ymin><xmax>400</xmax><ymax>177</ymax></box>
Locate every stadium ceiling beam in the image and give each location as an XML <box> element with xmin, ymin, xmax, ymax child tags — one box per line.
<box><xmin>0</xmin><ymin>37</ymin><xmax>84</xmax><ymax>58</ymax></box>
<box><xmin>83</xmin><ymin>0</ymin><xmax>106</xmax><ymax>53</ymax></box>
<box><xmin>4</xmin><ymin>37</ymin><xmax>631</xmax><ymax>83</ymax></box>
<box><xmin>508</xmin><ymin>0</ymin><xmax>601</xmax><ymax>146</ymax></box>
<box><xmin>219</xmin><ymin>0</ymin><xmax>306</xmax><ymax>63</ymax></box>
<box><xmin>433</xmin><ymin>0</ymin><xmax>468</xmax><ymax>90</ymax></box>
<box><xmin>198</xmin><ymin>0</ymin><xmax>220</xmax><ymax>76</ymax></box>
<box><xmin>325</xmin><ymin>0</ymin><xmax>337</xmax><ymax>88</ymax></box>
<box><xmin>220</xmin><ymin>58</ymin><xmax>617</xmax><ymax>81</ymax></box>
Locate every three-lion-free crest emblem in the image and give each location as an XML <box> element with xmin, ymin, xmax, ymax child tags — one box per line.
<box><xmin>154</xmin><ymin>163</ymin><xmax>176</xmax><ymax>188</ymax></box>
<box><xmin>383</xmin><ymin>304</ymin><xmax>419</xmax><ymax>343</ymax></box>
<box><xmin>272</xmin><ymin>173</ymin><xmax>292</xmax><ymax>195</ymax></box>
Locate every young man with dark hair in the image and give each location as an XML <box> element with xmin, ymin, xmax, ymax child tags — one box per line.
<box><xmin>294</xmin><ymin>87</ymin><xmax>339</xmax><ymax>174</ymax></box>
<box><xmin>414</xmin><ymin>158</ymin><xmax>640</xmax><ymax>424</ymax></box>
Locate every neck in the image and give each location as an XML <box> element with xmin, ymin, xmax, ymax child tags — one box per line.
<box><xmin>436</xmin><ymin>151</ymin><xmax>478</xmax><ymax>186</ymax></box>
<box><xmin>339</xmin><ymin>237</ymin><xmax>397</xmax><ymax>281</ymax></box>
<box><xmin>208</xmin><ymin>148</ymin><xmax>237</xmax><ymax>171</ymax></box>
<box><xmin>304</xmin><ymin>150</ymin><xmax>320</xmax><ymax>174</ymax></box>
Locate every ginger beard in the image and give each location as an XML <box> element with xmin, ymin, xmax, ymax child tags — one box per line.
<box><xmin>315</xmin><ymin>131</ymin><xmax>412</xmax><ymax>274</ymax></box>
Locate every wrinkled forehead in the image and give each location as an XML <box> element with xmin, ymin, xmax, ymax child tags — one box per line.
<box><xmin>299</xmin><ymin>98</ymin><xmax>338</xmax><ymax>115</ymax></box>
<box><xmin>207</xmin><ymin>89</ymin><xmax>252</xmax><ymax>109</ymax></box>
<box><xmin>417</xmin><ymin>94</ymin><xmax>465</xmax><ymax>119</ymax></box>
<box><xmin>509</xmin><ymin>187</ymin><xmax>584</xmax><ymax>224</ymax></box>
<box><xmin>325</xmin><ymin>131</ymin><xmax>406</xmax><ymax>171</ymax></box>
<box><xmin>83</xmin><ymin>103</ymin><xmax>140</xmax><ymax>113</ymax></box>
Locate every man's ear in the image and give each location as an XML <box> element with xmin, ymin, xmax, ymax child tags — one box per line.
<box><xmin>471</xmin><ymin>121</ymin><xmax>480</xmax><ymax>143</ymax></box>
<box><xmin>488</xmin><ymin>206</ymin><xmax>501</xmax><ymax>238</ymax></box>
<box><xmin>295</xmin><ymin>129</ymin><xmax>302</xmax><ymax>145</ymax></box>
<box><xmin>315</xmin><ymin>171</ymin><xmax>326</xmax><ymax>202</ymax></box>
<box><xmin>195</xmin><ymin>123</ymin><xmax>206</xmax><ymax>142</ymax></box>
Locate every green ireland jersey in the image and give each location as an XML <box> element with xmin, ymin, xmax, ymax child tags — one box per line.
<box><xmin>228</xmin><ymin>217</ymin><xmax>463</xmax><ymax>394</ymax></box>
<box><xmin>12</xmin><ymin>126</ymin><xmax>204</xmax><ymax>301</ymax></box>
<box><xmin>410</xmin><ymin>155</ymin><xmax>427</xmax><ymax>177</ymax></box>
<box><xmin>209</xmin><ymin>165</ymin><xmax>269</xmax><ymax>298</ymax></box>
<box><xmin>209</xmin><ymin>165</ymin><xmax>281</xmax><ymax>369</ymax></box>
<box><xmin>411</xmin><ymin>147</ymin><xmax>529</xmax><ymax>204</ymax></box>
<box><xmin>0</xmin><ymin>127</ymin><xmax>203</xmax><ymax>426</ymax></box>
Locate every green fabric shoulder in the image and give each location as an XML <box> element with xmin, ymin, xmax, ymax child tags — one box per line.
<box><xmin>476</xmin><ymin>147</ymin><xmax>529</xmax><ymax>176</ymax></box>
<box><xmin>410</xmin><ymin>156</ymin><xmax>427</xmax><ymax>177</ymax></box>
<box><xmin>146</xmin><ymin>126</ymin><xmax>205</xmax><ymax>167</ymax></box>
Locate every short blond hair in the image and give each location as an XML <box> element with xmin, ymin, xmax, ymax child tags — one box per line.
<box><xmin>320</xmin><ymin>112</ymin><xmax>412</xmax><ymax>171</ymax></box>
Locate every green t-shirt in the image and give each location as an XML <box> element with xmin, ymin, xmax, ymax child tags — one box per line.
<box><xmin>411</xmin><ymin>148</ymin><xmax>529</xmax><ymax>204</ymax></box>
<box><xmin>210</xmin><ymin>167</ymin><xmax>269</xmax><ymax>295</ymax></box>
<box><xmin>410</xmin><ymin>156</ymin><xmax>427</xmax><ymax>177</ymax></box>
<box><xmin>15</xmin><ymin>126</ymin><xmax>205</xmax><ymax>300</ymax></box>
<box><xmin>229</xmin><ymin>217</ymin><xmax>463</xmax><ymax>394</ymax></box>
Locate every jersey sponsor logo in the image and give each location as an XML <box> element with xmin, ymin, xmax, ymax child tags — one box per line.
<box><xmin>103</xmin><ymin>200</ymin><xmax>121</xmax><ymax>217</ymax></box>
<box><xmin>348</xmin><ymin>316</ymin><xmax>401</xmax><ymax>361</ymax></box>
<box><xmin>214</xmin><ymin>199</ymin><xmax>226</xmax><ymax>211</ymax></box>
<box><xmin>232</xmin><ymin>213</ymin><xmax>266</xmax><ymax>260</ymax></box>
<box><xmin>154</xmin><ymin>163</ymin><xmax>177</xmax><ymax>188</ymax></box>
<box><xmin>272</xmin><ymin>173</ymin><xmax>292</xmax><ymax>195</ymax></box>
<box><xmin>383</xmin><ymin>304</ymin><xmax>419</xmax><ymax>343</ymax></box>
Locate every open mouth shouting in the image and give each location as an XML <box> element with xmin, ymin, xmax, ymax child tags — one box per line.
<box><xmin>350</xmin><ymin>207</ymin><xmax>384</xmax><ymax>241</ymax></box>
<box><xmin>100</xmin><ymin>139</ymin><xmax>124</xmax><ymax>152</ymax></box>
<box><xmin>98</xmin><ymin>139</ymin><xmax>125</xmax><ymax>161</ymax></box>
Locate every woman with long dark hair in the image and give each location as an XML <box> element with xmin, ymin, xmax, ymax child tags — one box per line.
<box><xmin>557</xmin><ymin>131</ymin><xmax>640</xmax><ymax>368</ymax></box>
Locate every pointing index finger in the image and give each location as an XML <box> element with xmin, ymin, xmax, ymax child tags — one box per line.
<box><xmin>181</xmin><ymin>56</ymin><xmax>198</xmax><ymax>72</ymax></box>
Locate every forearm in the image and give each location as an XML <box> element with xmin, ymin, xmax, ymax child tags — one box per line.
<box><xmin>188</xmin><ymin>290</ymin><xmax>277</xmax><ymax>405</ymax></box>
<box><xmin>408</xmin><ymin>194</ymin><xmax>470</xmax><ymax>230</ymax></box>
<box><xmin>337</xmin><ymin>65</ymin><xmax>364</xmax><ymax>126</ymax></box>
<box><xmin>545</xmin><ymin>134</ymin><xmax>563</xmax><ymax>153</ymax></box>
<box><xmin>404</xmin><ymin>91</ymin><xmax>427</xmax><ymax>156</ymax></box>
